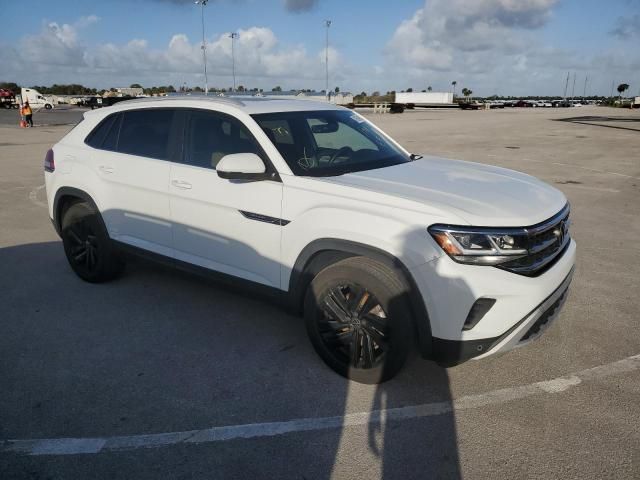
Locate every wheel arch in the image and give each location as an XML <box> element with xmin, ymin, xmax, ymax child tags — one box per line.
<box><xmin>288</xmin><ymin>238</ymin><xmax>433</xmax><ymax>357</ymax></box>
<box><xmin>52</xmin><ymin>187</ymin><xmax>102</xmax><ymax>237</ymax></box>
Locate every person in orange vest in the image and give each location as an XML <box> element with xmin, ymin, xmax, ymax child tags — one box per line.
<box><xmin>21</xmin><ymin>101</ymin><xmax>33</xmax><ymax>127</ymax></box>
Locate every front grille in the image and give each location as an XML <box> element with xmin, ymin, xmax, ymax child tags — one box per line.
<box><xmin>500</xmin><ymin>205</ymin><xmax>571</xmax><ymax>277</ymax></box>
<box><xmin>520</xmin><ymin>284</ymin><xmax>569</xmax><ymax>341</ymax></box>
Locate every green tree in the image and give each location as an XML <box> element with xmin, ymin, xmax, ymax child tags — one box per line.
<box><xmin>427</xmin><ymin>86</ymin><xmax>433</xmax><ymax>92</ymax></box>
<box><xmin>462</xmin><ymin>87</ymin><xmax>473</xmax><ymax>102</ymax></box>
<box><xmin>273</xmin><ymin>85</ymin><xmax>282</xmax><ymax>92</ymax></box>
<box><xmin>617</xmin><ymin>83</ymin><xmax>629</xmax><ymax>104</ymax></box>
<box><xmin>237</xmin><ymin>85</ymin><xmax>245</xmax><ymax>92</ymax></box>
<box><xmin>406</xmin><ymin>87</ymin><xmax>413</xmax><ymax>92</ymax></box>
<box><xmin>130</xmin><ymin>83</ymin><xmax>142</xmax><ymax>88</ymax></box>
<box><xmin>334</xmin><ymin>86</ymin><xmax>340</xmax><ymax>93</ymax></box>
<box><xmin>0</xmin><ymin>82</ymin><xmax>20</xmax><ymax>93</ymax></box>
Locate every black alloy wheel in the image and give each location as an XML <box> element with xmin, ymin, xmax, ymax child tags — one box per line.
<box><xmin>65</xmin><ymin>220</ymin><xmax>100</xmax><ymax>275</ymax></box>
<box><xmin>61</xmin><ymin>202</ymin><xmax>123</xmax><ymax>282</ymax></box>
<box><xmin>318</xmin><ymin>284</ymin><xmax>389</xmax><ymax>370</ymax></box>
<box><xmin>305</xmin><ymin>257</ymin><xmax>413</xmax><ymax>384</ymax></box>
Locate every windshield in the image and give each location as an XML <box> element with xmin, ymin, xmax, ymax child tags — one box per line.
<box><xmin>251</xmin><ymin>110</ymin><xmax>411</xmax><ymax>176</ymax></box>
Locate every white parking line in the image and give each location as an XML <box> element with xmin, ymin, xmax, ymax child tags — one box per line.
<box><xmin>28</xmin><ymin>184</ymin><xmax>47</xmax><ymax>208</ymax></box>
<box><xmin>3</xmin><ymin>354</ymin><xmax>639</xmax><ymax>457</ymax></box>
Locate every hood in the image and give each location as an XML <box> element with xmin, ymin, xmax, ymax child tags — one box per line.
<box><xmin>321</xmin><ymin>156</ymin><xmax>567</xmax><ymax>227</ymax></box>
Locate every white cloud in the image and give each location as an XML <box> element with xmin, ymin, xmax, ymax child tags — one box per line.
<box><xmin>610</xmin><ymin>14</ymin><xmax>640</xmax><ymax>39</ymax></box>
<box><xmin>382</xmin><ymin>0</ymin><xmax>640</xmax><ymax>96</ymax></box>
<box><xmin>284</xmin><ymin>0</ymin><xmax>319</xmax><ymax>13</ymax></box>
<box><xmin>2</xmin><ymin>18</ymin><xmax>348</xmax><ymax>90</ymax></box>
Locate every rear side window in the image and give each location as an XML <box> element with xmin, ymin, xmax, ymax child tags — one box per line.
<box><xmin>85</xmin><ymin>114</ymin><xmax>118</xmax><ymax>149</ymax></box>
<box><xmin>118</xmin><ymin>109</ymin><xmax>174</xmax><ymax>160</ymax></box>
<box><xmin>102</xmin><ymin>114</ymin><xmax>122</xmax><ymax>151</ymax></box>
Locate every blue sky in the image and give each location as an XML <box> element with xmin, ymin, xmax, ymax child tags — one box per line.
<box><xmin>1</xmin><ymin>0</ymin><xmax>639</xmax><ymax>96</ymax></box>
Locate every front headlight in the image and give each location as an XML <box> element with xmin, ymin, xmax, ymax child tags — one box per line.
<box><xmin>428</xmin><ymin>225</ymin><xmax>529</xmax><ymax>265</ymax></box>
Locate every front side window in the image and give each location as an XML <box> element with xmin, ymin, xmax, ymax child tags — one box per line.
<box><xmin>184</xmin><ymin>110</ymin><xmax>265</xmax><ymax>170</ymax></box>
<box><xmin>252</xmin><ymin>110</ymin><xmax>410</xmax><ymax>176</ymax></box>
<box><xmin>117</xmin><ymin>109</ymin><xmax>174</xmax><ymax>160</ymax></box>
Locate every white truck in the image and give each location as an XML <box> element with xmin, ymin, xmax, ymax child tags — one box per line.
<box><xmin>20</xmin><ymin>88</ymin><xmax>55</xmax><ymax>110</ymax></box>
<box><xmin>395</xmin><ymin>91</ymin><xmax>454</xmax><ymax>106</ymax></box>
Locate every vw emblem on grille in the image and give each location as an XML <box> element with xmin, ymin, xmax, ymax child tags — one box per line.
<box><xmin>554</xmin><ymin>220</ymin><xmax>567</xmax><ymax>246</ymax></box>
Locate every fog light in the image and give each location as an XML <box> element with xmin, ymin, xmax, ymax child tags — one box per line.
<box><xmin>462</xmin><ymin>298</ymin><xmax>496</xmax><ymax>331</ymax></box>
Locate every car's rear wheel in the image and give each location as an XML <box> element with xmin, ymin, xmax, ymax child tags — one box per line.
<box><xmin>304</xmin><ymin>257</ymin><xmax>413</xmax><ymax>384</ymax></box>
<box><xmin>61</xmin><ymin>202</ymin><xmax>124</xmax><ymax>283</ymax></box>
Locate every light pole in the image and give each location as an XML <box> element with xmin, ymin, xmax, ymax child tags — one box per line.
<box><xmin>195</xmin><ymin>0</ymin><xmax>208</xmax><ymax>95</ymax></box>
<box><xmin>324</xmin><ymin>20</ymin><xmax>331</xmax><ymax>100</ymax></box>
<box><xmin>230</xmin><ymin>32</ymin><xmax>238</xmax><ymax>92</ymax></box>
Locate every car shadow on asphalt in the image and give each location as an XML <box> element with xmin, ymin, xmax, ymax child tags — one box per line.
<box><xmin>554</xmin><ymin>115</ymin><xmax>640</xmax><ymax>133</ymax></box>
<box><xmin>0</xmin><ymin>235</ymin><xmax>462</xmax><ymax>479</ymax></box>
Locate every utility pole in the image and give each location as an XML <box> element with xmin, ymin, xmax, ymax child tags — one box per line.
<box><xmin>195</xmin><ymin>0</ymin><xmax>209</xmax><ymax>95</ymax></box>
<box><xmin>563</xmin><ymin>71</ymin><xmax>570</xmax><ymax>98</ymax></box>
<box><xmin>571</xmin><ymin>72</ymin><xmax>576</xmax><ymax>100</ymax></box>
<box><xmin>610</xmin><ymin>80</ymin><xmax>615</xmax><ymax>99</ymax></box>
<box><xmin>583</xmin><ymin>75</ymin><xmax>588</xmax><ymax>99</ymax></box>
<box><xmin>324</xmin><ymin>20</ymin><xmax>331</xmax><ymax>100</ymax></box>
<box><xmin>230</xmin><ymin>32</ymin><xmax>238</xmax><ymax>92</ymax></box>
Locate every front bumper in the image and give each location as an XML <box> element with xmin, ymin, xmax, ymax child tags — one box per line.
<box><xmin>409</xmin><ymin>239</ymin><xmax>576</xmax><ymax>366</ymax></box>
<box><xmin>431</xmin><ymin>269</ymin><xmax>573</xmax><ymax>366</ymax></box>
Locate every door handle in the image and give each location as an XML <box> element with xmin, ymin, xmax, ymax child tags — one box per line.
<box><xmin>99</xmin><ymin>165</ymin><xmax>114</xmax><ymax>174</ymax></box>
<box><xmin>171</xmin><ymin>180</ymin><xmax>192</xmax><ymax>190</ymax></box>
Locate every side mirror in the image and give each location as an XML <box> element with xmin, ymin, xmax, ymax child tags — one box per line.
<box><xmin>216</xmin><ymin>153</ymin><xmax>269</xmax><ymax>180</ymax></box>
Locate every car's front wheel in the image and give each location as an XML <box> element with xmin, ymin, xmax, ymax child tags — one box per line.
<box><xmin>304</xmin><ymin>257</ymin><xmax>413</xmax><ymax>384</ymax></box>
<box><xmin>61</xmin><ymin>202</ymin><xmax>124</xmax><ymax>283</ymax></box>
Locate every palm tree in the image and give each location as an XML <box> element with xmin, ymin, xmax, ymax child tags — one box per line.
<box><xmin>617</xmin><ymin>83</ymin><xmax>629</xmax><ymax>104</ymax></box>
<box><xmin>451</xmin><ymin>80</ymin><xmax>457</xmax><ymax>97</ymax></box>
<box><xmin>461</xmin><ymin>87</ymin><xmax>473</xmax><ymax>102</ymax></box>
<box><xmin>427</xmin><ymin>86</ymin><xmax>433</xmax><ymax>92</ymax></box>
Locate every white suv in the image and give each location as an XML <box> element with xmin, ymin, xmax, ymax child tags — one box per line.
<box><xmin>44</xmin><ymin>97</ymin><xmax>576</xmax><ymax>383</ymax></box>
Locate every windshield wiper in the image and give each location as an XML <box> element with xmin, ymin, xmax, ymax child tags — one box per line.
<box><xmin>410</xmin><ymin>154</ymin><xmax>423</xmax><ymax>161</ymax></box>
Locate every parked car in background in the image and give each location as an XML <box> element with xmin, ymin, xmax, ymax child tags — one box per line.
<box><xmin>487</xmin><ymin>101</ymin><xmax>505</xmax><ymax>109</ymax></box>
<box><xmin>83</xmin><ymin>96</ymin><xmax>134</xmax><ymax>109</ymax></box>
<box><xmin>460</xmin><ymin>101</ymin><xmax>484</xmax><ymax>110</ymax></box>
<box><xmin>44</xmin><ymin>96</ymin><xmax>576</xmax><ymax>383</ymax></box>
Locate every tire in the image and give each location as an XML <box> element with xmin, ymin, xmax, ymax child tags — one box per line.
<box><xmin>304</xmin><ymin>257</ymin><xmax>413</xmax><ymax>384</ymax></box>
<box><xmin>44</xmin><ymin>104</ymin><xmax>52</xmax><ymax>110</ymax></box>
<box><xmin>61</xmin><ymin>202</ymin><xmax>124</xmax><ymax>283</ymax></box>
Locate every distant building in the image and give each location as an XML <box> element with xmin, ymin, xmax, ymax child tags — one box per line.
<box><xmin>234</xmin><ymin>90</ymin><xmax>354</xmax><ymax>105</ymax></box>
<box><xmin>115</xmin><ymin>87</ymin><xmax>144</xmax><ymax>97</ymax></box>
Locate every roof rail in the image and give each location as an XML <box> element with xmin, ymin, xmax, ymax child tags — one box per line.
<box><xmin>117</xmin><ymin>96</ymin><xmax>246</xmax><ymax>107</ymax></box>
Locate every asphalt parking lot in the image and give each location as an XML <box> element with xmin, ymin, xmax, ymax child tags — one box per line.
<box><xmin>0</xmin><ymin>105</ymin><xmax>84</xmax><ymax>127</ymax></box>
<box><xmin>1</xmin><ymin>105</ymin><xmax>639</xmax><ymax>479</ymax></box>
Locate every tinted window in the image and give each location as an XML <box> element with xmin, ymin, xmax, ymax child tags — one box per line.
<box><xmin>102</xmin><ymin>113</ymin><xmax>121</xmax><ymax>151</ymax></box>
<box><xmin>252</xmin><ymin>110</ymin><xmax>410</xmax><ymax>177</ymax></box>
<box><xmin>185</xmin><ymin>110</ymin><xmax>264</xmax><ymax>170</ymax></box>
<box><xmin>85</xmin><ymin>114</ymin><xmax>118</xmax><ymax>149</ymax></box>
<box><xmin>118</xmin><ymin>109</ymin><xmax>174</xmax><ymax>160</ymax></box>
<box><xmin>307</xmin><ymin>118</ymin><xmax>377</xmax><ymax>151</ymax></box>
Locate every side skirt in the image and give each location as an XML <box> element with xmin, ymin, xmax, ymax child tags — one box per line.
<box><xmin>112</xmin><ymin>240</ymin><xmax>289</xmax><ymax>308</ymax></box>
